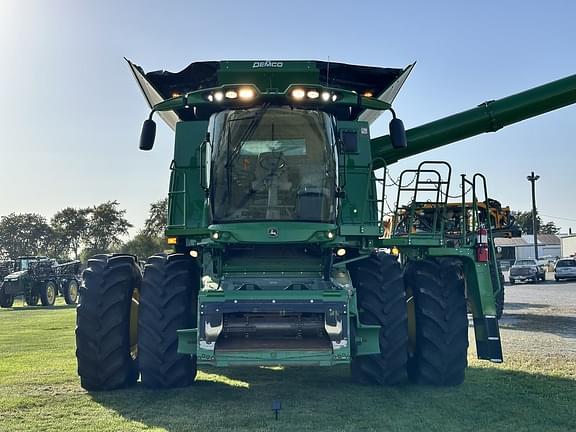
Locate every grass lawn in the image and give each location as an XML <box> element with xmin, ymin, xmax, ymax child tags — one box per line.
<box><xmin>0</xmin><ymin>299</ymin><xmax>575</xmax><ymax>432</ymax></box>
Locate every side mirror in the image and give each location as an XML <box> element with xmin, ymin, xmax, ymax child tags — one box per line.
<box><xmin>139</xmin><ymin>119</ymin><xmax>156</xmax><ymax>151</ymax></box>
<box><xmin>389</xmin><ymin>117</ymin><xmax>407</xmax><ymax>149</ymax></box>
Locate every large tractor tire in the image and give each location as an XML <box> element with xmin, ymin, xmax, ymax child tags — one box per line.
<box><xmin>405</xmin><ymin>258</ymin><xmax>468</xmax><ymax>386</ymax></box>
<box><xmin>40</xmin><ymin>281</ymin><xmax>57</xmax><ymax>306</ymax></box>
<box><xmin>76</xmin><ymin>254</ymin><xmax>142</xmax><ymax>391</ymax></box>
<box><xmin>63</xmin><ymin>279</ymin><xmax>80</xmax><ymax>305</ymax></box>
<box><xmin>347</xmin><ymin>252</ymin><xmax>408</xmax><ymax>385</ymax></box>
<box><xmin>139</xmin><ymin>253</ymin><xmax>199</xmax><ymax>389</ymax></box>
<box><xmin>25</xmin><ymin>293</ymin><xmax>39</xmax><ymax>306</ymax></box>
<box><xmin>0</xmin><ymin>291</ymin><xmax>14</xmax><ymax>308</ymax></box>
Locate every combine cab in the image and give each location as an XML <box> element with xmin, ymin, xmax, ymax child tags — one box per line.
<box><xmin>74</xmin><ymin>60</ymin><xmax>576</xmax><ymax>390</ymax></box>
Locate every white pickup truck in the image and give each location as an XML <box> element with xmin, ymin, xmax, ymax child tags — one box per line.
<box><xmin>509</xmin><ymin>259</ymin><xmax>546</xmax><ymax>284</ymax></box>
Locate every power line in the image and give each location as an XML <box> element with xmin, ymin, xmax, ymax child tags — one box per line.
<box><xmin>540</xmin><ymin>214</ymin><xmax>576</xmax><ymax>222</ymax></box>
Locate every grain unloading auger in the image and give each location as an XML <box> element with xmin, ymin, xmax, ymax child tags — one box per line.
<box><xmin>75</xmin><ymin>60</ymin><xmax>576</xmax><ymax>390</ymax></box>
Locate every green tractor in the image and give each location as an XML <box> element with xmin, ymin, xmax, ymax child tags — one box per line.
<box><xmin>75</xmin><ymin>60</ymin><xmax>576</xmax><ymax>390</ymax></box>
<box><xmin>1</xmin><ymin>256</ymin><xmax>81</xmax><ymax>307</ymax></box>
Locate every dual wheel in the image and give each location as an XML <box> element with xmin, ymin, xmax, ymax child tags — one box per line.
<box><xmin>76</xmin><ymin>252</ymin><xmax>467</xmax><ymax>390</ymax></box>
<box><xmin>8</xmin><ymin>284</ymin><xmax>54</xmax><ymax>307</ymax></box>
<box><xmin>348</xmin><ymin>254</ymin><xmax>468</xmax><ymax>386</ymax></box>
<box><xmin>75</xmin><ymin>253</ymin><xmax>199</xmax><ymax>391</ymax></box>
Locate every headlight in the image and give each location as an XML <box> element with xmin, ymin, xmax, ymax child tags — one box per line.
<box><xmin>306</xmin><ymin>90</ymin><xmax>320</xmax><ymax>99</ymax></box>
<box><xmin>239</xmin><ymin>87</ymin><xmax>255</xmax><ymax>100</ymax></box>
<box><xmin>291</xmin><ymin>88</ymin><xmax>306</xmax><ymax>100</ymax></box>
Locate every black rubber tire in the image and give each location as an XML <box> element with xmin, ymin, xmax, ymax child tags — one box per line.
<box><xmin>139</xmin><ymin>253</ymin><xmax>199</xmax><ymax>389</ymax></box>
<box><xmin>0</xmin><ymin>291</ymin><xmax>14</xmax><ymax>308</ymax></box>
<box><xmin>40</xmin><ymin>281</ymin><xmax>57</xmax><ymax>306</ymax></box>
<box><xmin>76</xmin><ymin>254</ymin><xmax>142</xmax><ymax>391</ymax></box>
<box><xmin>405</xmin><ymin>258</ymin><xmax>468</xmax><ymax>386</ymax></box>
<box><xmin>26</xmin><ymin>294</ymin><xmax>39</xmax><ymax>306</ymax></box>
<box><xmin>347</xmin><ymin>252</ymin><xmax>408</xmax><ymax>385</ymax></box>
<box><xmin>63</xmin><ymin>279</ymin><xmax>79</xmax><ymax>305</ymax></box>
<box><xmin>509</xmin><ymin>278</ymin><xmax>515</xmax><ymax>285</ymax></box>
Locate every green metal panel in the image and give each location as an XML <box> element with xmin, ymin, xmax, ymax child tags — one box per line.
<box><xmin>198</xmin><ymin>289</ymin><xmax>347</xmax><ymax>302</ymax></box>
<box><xmin>167</xmin><ymin>121</ymin><xmax>209</xmax><ymax>232</ymax></box>
<box><xmin>207</xmin><ymin>222</ymin><xmax>337</xmax><ymax>244</ymax></box>
<box><xmin>221</xmin><ymin>250</ymin><xmax>323</xmax><ymax>275</ymax></box>
<box><xmin>177</xmin><ymin>329</ymin><xmax>197</xmax><ymax>355</ymax></box>
<box><xmin>188</xmin><ymin>289</ymin><xmax>352</xmax><ymax>366</ymax></box>
<box><xmin>203</xmin><ymin>350</ymin><xmax>348</xmax><ymax>367</ymax></box>
<box><xmin>371</xmin><ymin>73</ymin><xmax>576</xmax><ymax>167</ymax></box>
<box><xmin>337</xmin><ymin>120</ymin><xmax>381</xmax><ymax>237</ymax></box>
<box><xmin>355</xmin><ymin>325</ymin><xmax>381</xmax><ymax>355</ymax></box>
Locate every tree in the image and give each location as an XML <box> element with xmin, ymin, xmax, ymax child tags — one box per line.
<box><xmin>540</xmin><ymin>221</ymin><xmax>560</xmax><ymax>235</ymax></box>
<box><xmin>143</xmin><ymin>198</ymin><xmax>168</xmax><ymax>237</ymax></box>
<box><xmin>514</xmin><ymin>211</ymin><xmax>560</xmax><ymax>234</ymax></box>
<box><xmin>119</xmin><ymin>231</ymin><xmax>165</xmax><ymax>261</ymax></box>
<box><xmin>0</xmin><ymin>213</ymin><xmax>53</xmax><ymax>258</ymax></box>
<box><xmin>51</xmin><ymin>207</ymin><xmax>90</xmax><ymax>260</ymax></box>
<box><xmin>82</xmin><ymin>201</ymin><xmax>132</xmax><ymax>257</ymax></box>
<box><xmin>44</xmin><ymin>229</ymin><xmax>70</xmax><ymax>261</ymax></box>
<box><xmin>118</xmin><ymin>198</ymin><xmax>170</xmax><ymax>261</ymax></box>
<box><xmin>515</xmin><ymin>211</ymin><xmax>541</xmax><ymax>235</ymax></box>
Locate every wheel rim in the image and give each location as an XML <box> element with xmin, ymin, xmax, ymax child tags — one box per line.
<box><xmin>47</xmin><ymin>284</ymin><xmax>56</xmax><ymax>304</ymax></box>
<box><xmin>69</xmin><ymin>281</ymin><xmax>78</xmax><ymax>302</ymax></box>
<box><xmin>129</xmin><ymin>288</ymin><xmax>140</xmax><ymax>360</ymax></box>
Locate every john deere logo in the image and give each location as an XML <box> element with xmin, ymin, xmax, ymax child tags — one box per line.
<box><xmin>253</xmin><ymin>61</ymin><xmax>284</xmax><ymax>68</ymax></box>
<box><xmin>268</xmin><ymin>227</ymin><xmax>279</xmax><ymax>237</ymax></box>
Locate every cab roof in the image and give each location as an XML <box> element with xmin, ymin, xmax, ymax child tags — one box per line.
<box><xmin>127</xmin><ymin>59</ymin><xmax>414</xmax><ymax>129</ymax></box>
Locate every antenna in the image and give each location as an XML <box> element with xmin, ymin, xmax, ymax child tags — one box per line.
<box><xmin>326</xmin><ymin>56</ymin><xmax>330</xmax><ymax>86</ymax></box>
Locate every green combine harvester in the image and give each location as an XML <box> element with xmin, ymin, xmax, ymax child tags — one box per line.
<box><xmin>75</xmin><ymin>60</ymin><xmax>576</xmax><ymax>390</ymax></box>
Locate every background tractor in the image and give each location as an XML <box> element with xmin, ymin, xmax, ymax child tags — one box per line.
<box><xmin>1</xmin><ymin>256</ymin><xmax>81</xmax><ymax>307</ymax></box>
<box><xmin>75</xmin><ymin>60</ymin><xmax>576</xmax><ymax>390</ymax></box>
<box><xmin>392</xmin><ymin>195</ymin><xmax>518</xmax><ymax>319</ymax></box>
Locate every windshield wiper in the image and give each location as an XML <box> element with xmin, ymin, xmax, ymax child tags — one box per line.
<box><xmin>226</xmin><ymin>105</ymin><xmax>269</xmax><ymax>168</ymax></box>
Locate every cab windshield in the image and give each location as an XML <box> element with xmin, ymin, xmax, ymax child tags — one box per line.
<box><xmin>515</xmin><ymin>260</ymin><xmax>536</xmax><ymax>266</ymax></box>
<box><xmin>210</xmin><ymin>108</ymin><xmax>336</xmax><ymax>223</ymax></box>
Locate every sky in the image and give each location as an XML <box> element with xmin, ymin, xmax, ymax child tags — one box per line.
<box><xmin>0</xmin><ymin>0</ymin><xmax>575</xmax><ymax>235</ymax></box>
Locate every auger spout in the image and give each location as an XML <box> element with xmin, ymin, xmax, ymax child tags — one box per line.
<box><xmin>371</xmin><ymin>74</ymin><xmax>576</xmax><ymax>168</ymax></box>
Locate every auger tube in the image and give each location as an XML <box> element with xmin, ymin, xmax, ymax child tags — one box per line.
<box><xmin>371</xmin><ymin>74</ymin><xmax>576</xmax><ymax>168</ymax></box>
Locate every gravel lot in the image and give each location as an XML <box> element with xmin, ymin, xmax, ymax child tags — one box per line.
<box><xmin>496</xmin><ymin>274</ymin><xmax>576</xmax><ymax>357</ymax></box>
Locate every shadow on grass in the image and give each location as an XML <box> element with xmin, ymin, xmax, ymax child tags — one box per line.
<box><xmin>499</xmin><ymin>313</ymin><xmax>576</xmax><ymax>339</ymax></box>
<box><xmin>89</xmin><ymin>365</ymin><xmax>576</xmax><ymax>432</ymax></box>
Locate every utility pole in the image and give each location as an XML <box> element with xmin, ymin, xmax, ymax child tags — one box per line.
<box><xmin>527</xmin><ymin>172</ymin><xmax>540</xmax><ymax>260</ymax></box>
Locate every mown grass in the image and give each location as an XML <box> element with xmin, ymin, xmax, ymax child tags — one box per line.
<box><xmin>0</xmin><ymin>300</ymin><xmax>575</xmax><ymax>432</ymax></box>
